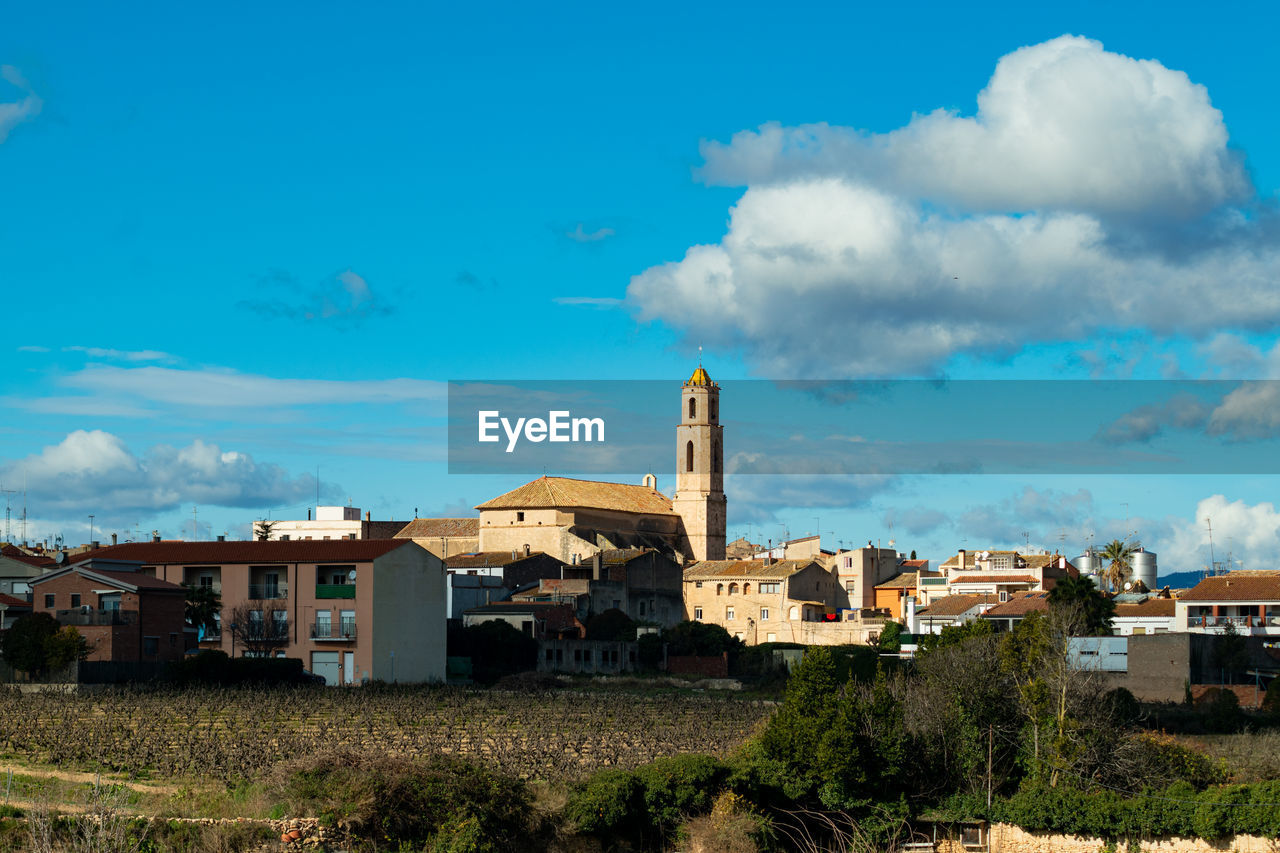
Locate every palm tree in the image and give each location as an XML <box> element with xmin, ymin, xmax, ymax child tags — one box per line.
<box><xmin>184</xmin><ymin>584</ymin><xmax>222</xmax><ymax>639</ymax></box>
<box><xmin>1099</xmin><ymin>539</ymin><xmax>1135</xmax><ymax>593</ymax></box>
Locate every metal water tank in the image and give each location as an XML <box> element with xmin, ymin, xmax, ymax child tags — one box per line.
<box><xmin>1074</xmin><ymin>552</ymin><xmax>1099</xmax><ymax>578</ymax></box>
<box><xmin>1131</xmin><ymin>550</ymin><xmax>1157</xmax><ymax>590</ymax></box>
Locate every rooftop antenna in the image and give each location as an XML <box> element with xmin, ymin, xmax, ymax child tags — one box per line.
<box><xmin>698</xmin><ymin>345</ymin><xmax>703</xmax><ymax>367</ymax></box>
<box><xmin>88</xmin><ymin>514</ymin><xmax>95</xmax><ymax>545</ymax></box>
<box><xmin>20</xmin><ymin>469</ymin><xmax>26</xmax><ymax>544</ymax></box>
<box><xmin>1206</xmin><ymin>517</ymin><xmax>1215</xmax><ymax>578</ymax></box>
<box><xmin>191</xmin><ymin>506</ymin><xmax>199</xmax><ymax>541</ymax></box>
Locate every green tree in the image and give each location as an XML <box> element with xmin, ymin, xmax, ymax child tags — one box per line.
<box><xmin>584</xmin><ymin>608</ymin><xmax>636</xmax><ymax>641</ymax></box>
<box><xmin>1047</xmin><ymin>575</ymin><xmax>1114</xmax><ymax>636</ymax></box>
<box><xmin>1</xmin><ymin>613</ymin><xmax>90</xmax><ymax>677</ymax></box>
<box><xmin>662</xmin><ymin>620</ymin><xmax>742</xmax><ymax>657</ymax></box>
<box><xmin>916</xmin><ymin>617</ymin><xmax>994</xmax><ymax>656</ymax></box>
<box><xmin>1099</xmin><ymin>539</ymin><xmax>1135</xmax><ymax>593</ymax></box>
<box><xmin>184</xmin><ymin>583</ymin><xmax>222</xmax><ymax>637</ymax></box>
<box><xmin>878</xmin><ymin>621</ymin><xmax>904</xmax><ymax>653</ymax></box>
<box><xmin>253</xmin><ymin>519</ymin><xmax>276</xmax><ymax>541</ymax></box>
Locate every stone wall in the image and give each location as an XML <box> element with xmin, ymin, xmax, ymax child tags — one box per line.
<box><xmin>989</xmin><ymin>823</ymin><xmax>1277</xmax><ymax>853</ymax></box>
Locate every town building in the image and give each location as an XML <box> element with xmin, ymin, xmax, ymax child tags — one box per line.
<box><xmin>442</xmin><ymin>550</ymin><xmax>566</xmax><ymax>619</ymax></box>
<box><xmin>0</xmin><ymin>543</ymin><xmax>57</xmax><ymax>598</ymax></box>
<box><xmin>396</xmin><ymin>518</ymin><xmax>481</xmax><ymax>559</ymax></box>
<box><xmin>460</xmin><ymin>601</ymin><xmax>583</xmax><ymax>639</ymax></box>
<box><xmin>0</xmin><ymin>592</ymin><xmax>32</xmax><ymax>631</ymax></box>
<box><xmin>874</xmin><ymin>570</ymin><xmax>941</xmax><ymax>620</ymax></box>
<box><xmin>1175</xmin><ymin>572</ymin><xmax>1280</xmax><ymax>636</ymax></box>
<box><xmin>261</xmin><ymin>506</ymin><xmax>406</xmax><ymax>541</ymax></box>
<box><xmin>77</xmin><ymin>540</ymin><xmax>446</xmax><ymax>684</ymax></box>
<box><xmin>474</xmin><ymin>368</ymin><xmax>728</xmax><ymax>564</ymax></box>
<box><xmin>563</xmin><ymin>548</ymin><xmax>684</xmax><ymax>626</ymax></box>
<box><xmin>938</xmin><ymin>549</ymin><xmax>1076</xmax><ymax>596</ymax></box>
<box><xmin>824</xmin><ymin>546</ymin><xmax>901</xmax><ymax>609</ymax></box>
<box><xmin>682</xmin><ymin>559</ymin><xmax>839</xmax><ymax>644</ymax></box>
<box><xmin>911</xmin><ymin>593</ymin><xmax>1000</xmax><ymax>635</ymax></box>
<box><xmin>29</xmin><ymin>558</ymin><xmax>188</xmax><ymax>663</ymax></box>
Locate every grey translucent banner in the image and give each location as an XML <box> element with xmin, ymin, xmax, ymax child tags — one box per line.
<box><xmin>447</xmin><ymin>379</ymin><xmax>1280</xmax><ymax>475</ymax></box>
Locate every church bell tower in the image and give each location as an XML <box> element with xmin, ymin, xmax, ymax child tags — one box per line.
<box><xmin>673</xmin><ymin>365</ymin><xmax>727</xmax><ymax>561</ymax></box>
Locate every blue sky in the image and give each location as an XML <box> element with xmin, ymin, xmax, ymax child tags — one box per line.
<box><xmin>5</xmin><ymin>2</ymin><xmax>1280</xmax><ymax>574</ymax></box>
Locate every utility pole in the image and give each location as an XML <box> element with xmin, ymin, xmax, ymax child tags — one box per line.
<box><xmin>88</xmin><ymin>514</ymin><xmax>95</xmax><ymax>545</ymax></box>
<box><xmin>987</xmin><ymin>724</ymin><xmax>994</xmax><ymax>809</ymax></box>
<box><xmin>191</xmin><ymin>506</ymin><xmax>199</xmax><ymax>541</ymax></box>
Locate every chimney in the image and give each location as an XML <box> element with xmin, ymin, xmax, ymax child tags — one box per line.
<box><xmin>308</xmin><ymin>509</ymin><xmax>311</xmax><ymax>520</ymax></box>
<box><xmin>281</xmin><ymin>534</ymin><xmax>290</xmax><ymax>541</ymax></box>
<box><xmin>524</xmin><ymin>543</ymin><xmax>531</xmax><ymax>556</ymax></box>
<box><xmin>152</xmin><ymin>533</ymin><xmax>161</xmax><ymax>543</ymax></box>
<box><xmin>91</xmin><ymin>541</ymin><xmax>100</xmax><ymax>549</ymax></box>
<box><xmin>111</xmin><ymin>533</ymin><xmax>118</xmax><ymax>546</ymax></box>
<box><xmin>957</xmin><ymin>549</ymin><xmax>966</xmax><ymax>571</ymax></box>
<box><xmin>592</xmin><ymin>553</ymin><xmax>602</xmax><ymax>581</ymax></box>
<box><xmin>217</xmin><ymin>535</ymin><xmax>226</xmax><ymax>542</ymax></box>
<box><xmin>1058</xmin><ymin>556</ymin><xmax>1066</xmax><ymax>569</ymax></box>
<box><xmin>366</xmin><ymin>511</ymin><xmax>371</xmax><ymax>522</ymax></box>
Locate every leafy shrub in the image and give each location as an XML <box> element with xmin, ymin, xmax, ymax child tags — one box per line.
<box><xmin>1203</xmin><ymin>688</ymin><xmax>1245</xmax><ymax>734</ymax></box>
<box><xmin>566</xmin><ymin>755</ymin><xmax>730</xmax><ymax>843</ymax></box>
<box><xmin>1</xmin><ymin>614</ymin><xmax>88</xmax><ymax>677</ymax></box>
<box><xmin>167</xmin><ymin>650</ymin><xmax>311</xmax><ymax>686</ymax></box>
<box><xmin>266</xmin><ymin>750</ymin><xmax>533</xmax><ymax>848</ymax></box>
<box><xmin>585</xmin><ymin>608</ymin><xmax>636</xmax><ymax>641</ymax></box>
<box><xmin>564</xmin><ymin>768</ymin><xmax>644</xmax><ymax>836</ymax></box>
<box><xmin>447</xmin><ymin>620</ymin><xmax>537</xmax><ymax>684</ymax></box>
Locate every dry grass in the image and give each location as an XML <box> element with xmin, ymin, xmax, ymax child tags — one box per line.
<box><xmin>1174</xmin><ymin>729</ymin><xmax>1280</xmax><ymax>782</ymax></box>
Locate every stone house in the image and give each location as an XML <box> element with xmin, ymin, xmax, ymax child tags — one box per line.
<box><xmin>682</xmin><ymin>559</ymin><xmax>841</xmax><ymax>644</ymax></box>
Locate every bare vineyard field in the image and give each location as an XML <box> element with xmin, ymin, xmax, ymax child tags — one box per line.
<box><xmin>0</xmin><ymin>685</ymin><xmax>773</xmax><ymax>784</ymax></box>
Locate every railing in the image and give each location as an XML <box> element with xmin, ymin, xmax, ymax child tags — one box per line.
<box><xmin>1189</xmin><ymin>615</ymin><xmax>1280</xmax><ymax>628</ymax></box>
<box><xmin>55</xmin><ymin>609</ymin><xmax>138</xmax><ymax>627</ymax></box>
<box><xmin>315</xmin><ymin>583</ymin><xmax>356</xmax><ymax>599</ymax></box>
<box><xmin>248</xmin><ymin>583</ymin><xmax>288</xmax><ymax>600</ymax></box>
<box><xmin>312</xmin><ymin>621</ymin><xmax>357</xmax><ymax>640</ymax></box>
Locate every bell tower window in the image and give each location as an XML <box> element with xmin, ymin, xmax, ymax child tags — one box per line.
<box><xmin>689</xmin><ymin>397</ymin><xmax>696</xmax><ymax>420</ymax></box>
<box><xmin>686</xmin><ymin>441</ymin><xmax>694</xmax><ymax>472</ymax></box>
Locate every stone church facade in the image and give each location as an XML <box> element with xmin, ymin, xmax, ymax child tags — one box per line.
<box><xmin>475</xmin><ymin>368</ymin><xmax>728</xmax><ymax>564</ymax></box>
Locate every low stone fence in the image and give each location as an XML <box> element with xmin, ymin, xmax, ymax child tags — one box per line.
<box><xmin>936</xmin><ymin>823</ymin><xmax>1279</xmax><ymax>853</ymax></box>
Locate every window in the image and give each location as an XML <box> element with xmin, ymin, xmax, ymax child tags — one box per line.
<box><xmin>766</xmin><ymin>632</ymin><xmax>777</xmax><ymax>643</ymax></box>
<box><xmin>710</xmin><ymin>398</ymin><xmax>718</xmax><ymax>421</ymax></box>
<box><xmin>694</xmin><ymin>607</ymin><xmax>703</xmax><ymax>620</ymax></box>
<box><xmin>143</xmin><ymin>637</ymin><xmax>159</xmax><ymax>656</ymax></box>
<box><xmin>742</xmin><ymin>583</ymin><xmax>751</xmax><ymax>594</ymax></box>
<box><xmin>316</xmin><ymin>610</ymin><xmax>332</xmax><ymax>637</ymax></box>
<box><xmin>695</xmin><ymin>581</ymin><xmax>703</xmax><ymax>588</ymax></box>
<box><xmin>169</xmin><ymin>633</ymin><xmax>178</xmax><ymax>646</ymax></box>
<box><xmin>726</xmin><ymin>606</ymin><xmax>735</xmax><ymax>620</ymax></box>
<box><xmin>516</xmin><ymin>512</ymin><xmax>525</xmax><ymax>522</ymax></box>
<box><xmin>686</xmin><ymin>441</ymin><xmax>694</xmax><ymax>472</ymax></box>
<box><xmin>638</xmin><ymin>601</ymin><xmax>646</xmax><ymax>616</ymax></box>
<box><xmin>759</xmin><ymin>582</ymin><xmax>780</xmax><ymax>594</ymax></box>
<box><xmin>716</xmin><ymin>584</ymin><xmax>723</xmax><ymax>596</ymax></box>
<box><xmin>70</xmin><ymin>594</ymin><xmax>81</xmax><ymax>608</ymax></box>
<box><xmin>788</xmin><ymin>606</ymin><xmax>799</xmax><ymax>620</ymax></box>
<box><xmin>44</xmin><ymin>593</ymin><xmax>55</xmax><ymax>608</ymax></box>
<box><xmin>339</xmin><ymin>610</ymin><xmax>355</xmax><ymax>636</ymax></box>
<box><xmin>845</xmin><ymin>581</ymin><xmax>855</xmax><ymax>592</ymax></box>
<box><xmin>689</xmin><ymin>397</ymin><xmax>696</xmax><ymax>419</ymax></box>
<box><xmin>713</xmin><ymin>440</ymin><xmax>721</xmax><ymax>473</ymax></box>
<box><xmin>760</xmin><ymin>608</ymin><xmax>770</xmax><ymax>621</ymax></box>
<box><xmin>728</xmin><ymin>583</ymin><xmax>738</xmax><ymax>595</ymax></box>
<box><xmin>199</xmin><ymin>574</ymin><xmax>214</xmax><ymax>589</ymax></box>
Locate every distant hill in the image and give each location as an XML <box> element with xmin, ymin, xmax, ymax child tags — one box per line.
<box><xmin>1157</xmin><ymin>570</ymin><xmax>1206</xmax><ymax>590</ymax></box>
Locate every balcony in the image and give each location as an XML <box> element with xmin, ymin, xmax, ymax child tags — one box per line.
<box><xmin>247</xmin><ymin>582</ymin><xmax>288</xmax><ymax>600</ymax></box>
<box><xmin>311</xmin><ymin>621</ymin><xmax>357</xmax><ymax>641</ymax></box>
<box><xmin>55</xmin><ymin>608</ymin><xmax>138</xmax><ymax>627</ymax></box>
<box><xmin>1189</xmin><ymin>615</ymin><xmax>1280</xmax><ymax>629</ymax></box>
<box><xmin>315</xmin><ymin>583</ymin><xmax>356</xmax><ymax>599</ymax></box>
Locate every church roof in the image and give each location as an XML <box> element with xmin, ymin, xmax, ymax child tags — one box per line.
<box><xmin>476</xmin><ymin>476</ymin><xmax>675</xmax><ymax>516</ymax></box>
<box><xmin>686</xmin><ymin>366</ymin><xmax>714</xmax><ymax>386</ymax></box>
<box><xmin>683</xmin><ymin>559</ymin><xmax>815</xmax><ymax>580</ymax></box>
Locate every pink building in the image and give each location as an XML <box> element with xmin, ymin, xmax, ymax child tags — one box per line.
<box><xmin>82</xmin><ymin>540</ymin><xmax>445</xmax><ymax>684</ymax></box>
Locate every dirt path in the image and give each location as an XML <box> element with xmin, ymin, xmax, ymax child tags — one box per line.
<box><xmin>0</xmin><ymin>762</ymin><xmax>191</xmax><ymax>796</ymax></box>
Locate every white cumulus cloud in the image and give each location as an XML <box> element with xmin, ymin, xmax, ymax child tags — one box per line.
<box><xmin>628</xmin><ymin>36</ymin><xmax>1278</xmax><ymax>378</ymax></box>
<box><xmin>0</xmin><ymin>65</ymin><xmax>41</xmax><ymax>143</ymax></box>
<box><xmin>3</xmin><ymin>430</ymin><xmax>329</xmax><ymax>520</ymax></box>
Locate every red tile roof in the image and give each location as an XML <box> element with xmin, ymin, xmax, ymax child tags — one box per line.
<box><xmin>0</xmin><ymin>593</ymin><xmax>30</xmax><ymax>608</ymax></box>
<box><xmin>77</xmin><ymin>540</ymin><xmax>419</xmax><ymax>565</ymax></box>
<box><xmin>684</xmin><ymin>559</ymin><xmax>816</xmax><ymax>580</ymax></box>
<box><xmin>982</xmin><ymin>591</ymin><xmax>1050</xmax><ymax>618</ymax></box>
<box><xmin>916</xmin><ymin>593</ymin><xmax>999</xmax><ymax>617</ymax></box>
<box><xmin>445</xmin><ymin>551</ymin><xmax>560</xmax><ymax>569</ymax></box>
<box><xmin>1180</xmin><ymin>574</ymin><xmax>1280</xmax><ymax>602</ymax></box>
<box><xmin>949</xmin><ymin>574</ymin><xmax>1039</xmax><ymax>586</ymax></box>
<box><xmin>476</xmin><ymin>476</ymin><xmax>675</xmax><ymax>515</ymax></box>
<box><xmin>0</xmin><ymin>544</ymin><xmax>57</xmax><ymax>568</ymax></box>
<box><xmin>875</xmin><ymin>572</ymin><xmax>919</xmax><ymax>590</ymax></box>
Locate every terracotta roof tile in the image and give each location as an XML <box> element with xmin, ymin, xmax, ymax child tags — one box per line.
<box><xmin>0</xmin><ymin>544</ymin><xmax>57</xmax><ymax>568</ymax></box>
<box><xmin>445</xmin><ymin>551</ymin><xmax>559</xmax><ymax>569</ymax></box>
<box><xmin>917</xmin><ymin>593</ymin><xmax>1000</xmax><ymax>617</ymax></box>
<box><xmin>949</xmin><ymin>574</ymin><xmax>1039</xmax><ymax>585</ymax></box>
<box><xmin>683</xmin><ymin>559</ymin><xmax>815</xmax><ymax>580</ymax></box>
<box><xmin>77</xmin><ymin>540</ymin><xmax>419</xmax><ymax>565</ymax></box>
<box><xmin>0</xmin><ymin>593</ymin><xmax>30</xmax><ymax>608</ymax></box>
<box><xmin>476</xmin><ymin>476</ymin><xmax>675</xmax><ymax>515</ymax></box>
<box><xmin>397</xmin><ymin>518</ymin><xmax>480</xmax><ymax>538</ymax></box>
<box><xmin>1180</xmin><ymin>574</ymin><xmax>1280</xmax><ymax>602</ymax></box>
<box><xmin>982</xmin><ymin>591</ymin><xmax>1050</xmax><ymax>618</ymax></box>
